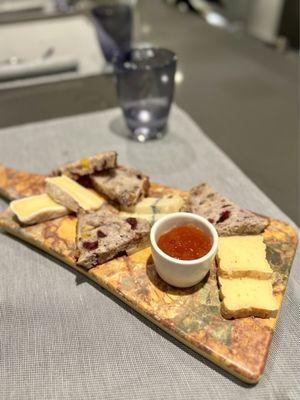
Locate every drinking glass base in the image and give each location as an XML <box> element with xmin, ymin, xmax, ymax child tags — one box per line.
<box><xmin>130</xmin><ymin>125</ymin><xmax>167</xmax><ymax>142</ymax></box>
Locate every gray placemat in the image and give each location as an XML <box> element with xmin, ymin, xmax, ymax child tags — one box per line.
<box><xmin>0</xmin><ymin>105</ymin><xmax>299</xmax><ymax>400</ymax></box>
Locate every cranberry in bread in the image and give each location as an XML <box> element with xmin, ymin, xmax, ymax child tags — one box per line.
<box><xmin>182</xmin><ymin>183</ymin><xmax>269</xmax><ymax>236</ymax></box>
<box><xmin>76</xmin><ymin>207</ymin><xmax>150</xmax><ymax>269</ymax></box>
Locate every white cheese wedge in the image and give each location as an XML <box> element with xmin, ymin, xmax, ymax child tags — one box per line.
<box><xmin>217</xmin><ymin>235</ymin><xmax>273</xmax><ymax>279</ymax></box>
<box><xmin>119</xmin><ymin>212</ymin><xmax>168</xmax><ymax>225</ymax></box>
<box><xmin>46</xmin><ymin>176</ymin><xmax>105</xmax><ymax>212</ymax></box>
<box><xmin>10</xmin><ymin>194</ymin><xmax>68</xmax><ymax>225</ymax></box>
<box><xmin>218</xmin><ymin>276</ymin><xmax>278</xmax><ymax>319</ymax></box>
<box><xmin>125</xmin><ymin>195</ymin><xmax>184</xmax><ymax>214</ymax></box>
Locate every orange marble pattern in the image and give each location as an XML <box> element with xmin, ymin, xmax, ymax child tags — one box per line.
<box><xmin>0</xmin><ymin>164</ymin><xmax>45</xmax><ymax>200</ymax></box>
<box><xmin>0</xmin><ymin>165</ymin><xmax>297</xmax><ymax>384</ymax></box>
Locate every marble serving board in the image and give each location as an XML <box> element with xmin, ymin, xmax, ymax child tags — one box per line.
<box><xmin>0</xmin><ymin>164</ymin><xmax>297</xmax><ymax>384</ymax></box>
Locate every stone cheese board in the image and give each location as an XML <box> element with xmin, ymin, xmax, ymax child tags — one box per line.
<box><xmin>0</xmin><ymin>163</ymin><xmax>297</xmax><ymax>384</ymax></box>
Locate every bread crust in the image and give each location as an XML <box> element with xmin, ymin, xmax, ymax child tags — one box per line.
<box><xmin>52</xmin><ymin>151</ymin><xmax>117</xmax><ymax>179</ymax></box>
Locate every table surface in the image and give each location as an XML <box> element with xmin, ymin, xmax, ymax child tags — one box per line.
<box><xmin>0</xmin><ymin>105</ymin><xmax>299</xmax><ymax>400</ymax></box>
<box><xmin>0</xmin><ymin>0</ymin><xmax>298</xmax><ymax>226</ymax></box>
<box><xmin>0</xmin><ymin>0</ymin><xmax>300</xmax><ymax>224</ymax></box>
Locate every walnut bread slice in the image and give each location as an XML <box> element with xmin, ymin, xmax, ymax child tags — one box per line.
<box><xmin>91</xmin><ymin>166</ymin><xmax>150</xmax><ymax>208</ymax></box>
<box><xmin>52</xmin><ymin>151</ymin><xmax>117</xmax><ymax>179</ymax></box>
<box><xmin>182</xmin><ymin>183</ymin><xmax>269</xmax><ymax>236</ymax></box>
<box><xmin>76</xmin><ymin>208</ymin><xmax>150</xmax><ymax>269</ymax></box>
<box><xmin>218</xmin><ymin>276</ymin><xmax>278</xmax><ymax>319</ymax></box>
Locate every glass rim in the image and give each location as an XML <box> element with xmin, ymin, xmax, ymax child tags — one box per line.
<box><xmin>116</xmin><ymin>47</ymin><xmax>177</xmax><ymax>71</ymax></box>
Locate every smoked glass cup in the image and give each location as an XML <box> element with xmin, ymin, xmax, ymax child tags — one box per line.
<box><xmin>91</xmin><ymin>4</ymin><xmax>132</xmax><ymax>65</ymax></box>
<box><xmin>115</xmin><ymin>48</ymin><xmax>177</xmax><ymax>142</ymax></box>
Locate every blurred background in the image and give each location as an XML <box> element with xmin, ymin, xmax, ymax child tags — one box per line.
<box><xmin>0</xmin><ymin>0</ymin><xmax>298</xmax><ymax>223</ymax></box>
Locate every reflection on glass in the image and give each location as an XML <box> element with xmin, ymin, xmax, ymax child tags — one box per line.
<box><xmin>115</xmin><ymin>48</ymin><xmax>177</xmax><ymax>142</ymax></box>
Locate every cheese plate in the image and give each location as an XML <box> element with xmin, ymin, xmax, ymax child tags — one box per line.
<box><xmin>0</xmin><ymin>163</ymin><xmax>297</xmax><ymax>384</ymax></box>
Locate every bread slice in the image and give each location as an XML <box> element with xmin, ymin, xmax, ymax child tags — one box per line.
<box><xmin>76</xmin><ymin>207</ymin><xmax>150</xmax><ymax>269</ymax></box>
<box><xmin>52</xmin><ymin>151</ymin><xmax>117</xmax><ymax>179</ymax></box>
<box><xmin>182</xmin><ymin>183</ymin><xmax>269</xmax><ymax>236</ymax></box>
<box><xmin>217</xmin><ymin>235</ymin><xmax>273</xmax><ymax>279</ymax></box>
<box><xmin>218</xmin><ymin>276</ymin><xmax>278</xmax><ymax>319</ymax></box>
<box><xmin>91</xmin><ymin>166</ymin><xmax>150</xmax><ymax>208</ymax></box>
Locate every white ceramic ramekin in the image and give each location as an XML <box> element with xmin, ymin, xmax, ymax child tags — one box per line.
<box><xmin>150</xmin><ymin>212</ymin><xmax>218</xmax><ymax>288</ymax></box>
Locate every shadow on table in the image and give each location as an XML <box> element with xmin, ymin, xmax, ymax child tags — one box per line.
<box><xmin>4</xmin><ymin>231</ymin><xmax>253</xmax><ymax>389</ymax></box>
<box><xmin>109</xmin><ymin>113</ymin><xmax>135</xmax><ymax>140</ymax></box>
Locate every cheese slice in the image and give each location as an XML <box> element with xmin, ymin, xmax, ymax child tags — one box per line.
<box><xmin>10</xmin><ymin>194</ymin><xmax>68</xmax><ymax>225</ymax></box>
<box><xmin>119</xmin><ymin>212</ymin><xmax>168</xmax><ymax>225</ymax></box>
<box><xmin>217</xmin><ymin>235</ymin><xmax>273</xmax><ymax>279</ymax></box>
<box><xmin>46</xmin><ymin>176</ymin><xmax>105</xmax><ymax>212</ymax></box>
<box><xmin>218</xmin><ymin>276</ymin><xmax>278</xmax><ymax>319</ymax></box>
<box><xmin>125</xmin><ymin>195</ymin><xmax>184</xmax><ymax>214</ymax></box>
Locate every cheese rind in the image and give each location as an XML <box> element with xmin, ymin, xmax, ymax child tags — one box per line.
<box><xmin>119</xmin><ymin>196</ymin><xmax>184</xmax><ymax>225</ymax></box>
<box><xmin>125</xmin><ymin>195</ymin><xmax>184</xmax><ymax>214</ymax></box>
<box><xmin>46</xmin><ymin>176</ymin><xmax>105</xmax><ymax>212</ymax></box>
<box><xmin>217</xmin><ymin>235</ymin><xmax>273</xmax><ymax>279</ymax></box>
<box><xmin>218</xmin><ymin>276</ymin><xmax>278</xmax><ymax>319</ymax></box>
<box><xmin>10</xmin><ymin>194</ymin><xmax>68</xmax><ymax>225</ymax></box>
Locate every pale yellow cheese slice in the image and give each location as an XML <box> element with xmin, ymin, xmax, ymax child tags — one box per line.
<box><xmin>125</xmin><ymin>195</ymin><xmax>184</xmax><ymax>214</ymax></box>
<box><xmin>46</xmin><ymin>176</ymin><xmax>105</xmax><ymax>212</ymax></box>
<box><xmin>119</xmin><ymin>212</ymin><xmax>168</xmax><ymax>225</ymax></box>
<box><xmin>10</xmin><ymin>194</ymin><xmax>68</xmax><ymax>225</ymax></box>
<box><xmin>217</xmin><ymin>235</ymin><xmax>273</xmax><ymax>279</ymax></box>
<box><xmin>218</xmin><ymin>276</ymin><xmax>278</xmax><ymax>319</ymax></box>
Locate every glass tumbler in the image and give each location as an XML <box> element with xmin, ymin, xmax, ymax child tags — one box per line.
<box><xmin>91</xmin><ymin>4</ymin><xmax>133</xmax><ymax>65</ymax></box>
<box><xmin>115</xmin><ymin>48</ymin><xmax>177</xmax><ymax>142</ymax></box>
